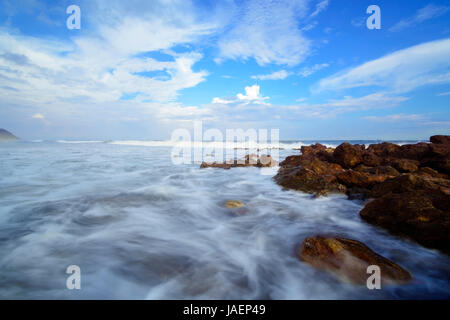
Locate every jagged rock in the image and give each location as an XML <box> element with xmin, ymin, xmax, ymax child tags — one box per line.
<box><xmin>360</xmin><ymin>191</ymin><xmax>450</xmax><ymax>254</ymax></box>
<box><xmin>336</xmin><ymin>170</ymin><xmax>389</xmax><ymax>189</ymax></box>
<box><xmin>417</xmin><ymin>167</ymin><xmax>448</xmax><ymax>179</ymax></box>
<box><xmin>355</xmin><ymin>165</ymin><xmax>400</xmax><ymax>176</ymax></box>
<box><xmin>274</xmin><ymin>157</ymin><xmax>345</xmax><ymax>196</ymax></box>
<box><xmin>332</xmin><ymin>143</ymin><xmax>365</xmax><ymax>169</ymax></box>
<box><xmin>370</xmin><ymin>174</ymin><xmax>450</xmax><ymax>198</ymax></box>
<box><xmin>367</xmin><ymin>142</ymin><xmax>401</xmax><ymax>158</ymax></box>
<box><xmin>298</xmin><ymin>236</ymin><xmax>412</xmax><ymax>285</ymax></box>
<box><xmin>388</xmin><ymin>159</ymin><xmax>420</xmax><ymax>173</ymax></box>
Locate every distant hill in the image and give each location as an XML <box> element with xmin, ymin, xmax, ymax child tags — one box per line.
<box><xmin>0</xmin><ymin>129</ymin><xmax>19</xmax><ymax>141</ymax></box>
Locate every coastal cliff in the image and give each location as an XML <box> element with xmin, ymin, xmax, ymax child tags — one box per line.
<box><xmin>0</xmin><ymin>129</ymin><xmax>19</xmax><ymax>141</ymax></box>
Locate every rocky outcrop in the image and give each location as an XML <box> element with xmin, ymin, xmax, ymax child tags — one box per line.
<box><xmin>298</xmin><ymin>236</ymin><xmax>412</xmax><ymax>285</ymax></box>
<box><xmin>275</xmin><ymin>135</ymin><xmax>450</xmax><ymax>254</ymax></box>
<box><xmin>0</xmin><ymin>129</ymin><xmax>19</xmax><ymax>142</ymax></box>
<box><xmin>274</xmin><ymin>156</ymin><xmax>345</xmax><ymax>196</ymax></box>
<box><xmin>200</xmin><ymin>154</ymin><xmax>277</xmax><ymax>169</ymax></box>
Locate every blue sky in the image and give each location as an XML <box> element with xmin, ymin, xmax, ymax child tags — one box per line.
<box><xmin>0</xmin><ymin>0</ymin><xmax>449</xmax><ymax>140</ymax></box>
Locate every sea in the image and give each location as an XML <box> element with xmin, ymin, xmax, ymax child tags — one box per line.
<box><xmin>0</xmin><ymin>139</ymin><xmax>449</xmax><ymax>299</ymax></box>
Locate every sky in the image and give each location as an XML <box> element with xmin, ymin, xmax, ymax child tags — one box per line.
<box><xmin>0</xmin><ymin>0</ymin><xmax>449</xmax><ymax>140</ymax></box>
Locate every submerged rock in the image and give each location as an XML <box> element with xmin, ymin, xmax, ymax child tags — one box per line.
<box><xmin>225</xmin><ymin>200</ymin><xmax>245</xmax><ymax>209</ymax></box>
<box><xmin>298</xmin><ymin>236</ymin><xmax>412</xmax><ymax>285</ymax></box>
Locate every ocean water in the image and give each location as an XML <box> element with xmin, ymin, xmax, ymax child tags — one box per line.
<box><xmin>0</xmin><ymin>140</ymin><xmax>449</xmax><ymax>299</ymax></box>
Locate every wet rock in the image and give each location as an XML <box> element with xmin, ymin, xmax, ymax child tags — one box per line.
<box><xmin>225</xmin><ymin>200</ymin><xmax>245</xmax><ymax>209</ymax></box>
<box><xmin>336</xmin><ymin>170</ymin><xmax>389</xmax><ymax>190</ymax></box>
<box><xmin>200</xmin><ymin>154</ymin><xmax>278</xmax><ymax>169</ymax></box>
<box><xmin>370</xmin><ymin>174</ymin><xmax>450</xmax><ymax>198</ymax></box>
<box><xmin>355</xmin><ymin>165</ymin><xmax>400</xmax><ymax>177</ymax></box>
<box><xmin>332</xmin><ymin>143</ymin><xmax>365</xmax><ymax>169</ymax></box>
<box><xmin>360</xmin><ymin>191</ymin><xmax>450</xmax><ymax>254</ymax></box>
<box><xmin>430</xmin><ymin>135</ymin><xmax>450</xmax><ymax>145</ymax></box>
<box><xmin>298</xmin><ymin>236</ymin><xmax>412</xmax><ymax>285</ymax></box>
<box><xmin>274</xmin><ymin>157</ymin><xmax>346</xmax><ymax>196</ymax></box>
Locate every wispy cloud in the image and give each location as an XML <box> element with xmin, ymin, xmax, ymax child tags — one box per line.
<box><xmin>310</xmin><ymin>0</ymin><xmax>329</xmax><ymax>18</ymax></box>
<box><xmin>251</xmin><ymin>70</ymin><xmax>291</xmax><ymax>81</ymax></box>
<box><xmin>298</xmin><ymin>63</ymin><xmax>329</xmax><ymax>77</ymax></box>
<box><xmin>364</xmin><ymin>114</ymin><xmax>424</xmax><ymax>122</ymax></box>
<box><xmin>216</xmin><ymin>0</ymin><xmax>311</xmax><ymax>66</ymax></box>
<box><xmin>315</xmin><ymin>38</ymin><xmax>450</xmax><ymax>93</ymax></box>
<box><xmin>390</xmin><ymin>4</ymin><xmax>450</xmax><ymax>32</ymax></box>
<box><xmin>438</xmin><ymin>91</ymin><xmax>450</xmax><ymax>96</ymax></box>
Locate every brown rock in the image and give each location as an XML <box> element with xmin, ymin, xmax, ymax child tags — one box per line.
<box><xmin>417</xmin><ymin>167</ymin><xmax>448</xmax><ymax>179</ymax></box>
<box><xmin>355</xmin><ymin>165</ymin><xmax>400</xmax><ymax>177</ymax></box>
<box><xmin>360</xmin><ymin>191</ymin><xmax>450</xmax><ymax>254</ymax></box>
<box><xmin>332</xmin><ymin>143</ymin><xmax>365</xmax><ymax>169</ymax></box>
<box><xmin>397</xmin><ymin>143</ymin><xmax>431</xmax><ymax>161</ymax></box>
<box><xmin>298</xmin><ymin>236</ymin><xmax>412</xmax><ymax>285</ymax></box>
<box><xmin>388</xmin><ymin>159</ymin><xmax>420</xmax><ymax>173</ymax></box>
<box><xmin>430</xmin><ymin>135</ymin><xmax>450</xmax><ymax>144</ymax></box>
<box><xmin>367</xmin><ymin>142</ymin><xmax>401</xmax><ymax>158</ymax></box>
<box><xmin>274</xmin><ymin>157</ymin><xmax>345</xmax><ymax>196</ymax></box>
<box><xmin>370</xmin><ymin>174</ymin><xmax>450</xmax><ymax>198</ymax></box>
<box><xmin>336</xmin><ymin>170</ymin><xmax>389</xmax><ymax>189</ymax></box>
<box><xmin>361</xmin><ymin>152</ymin><xmax>382</xmax><ymax>167</ymax></box>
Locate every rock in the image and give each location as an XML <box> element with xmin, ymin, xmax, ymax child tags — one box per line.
<box><xmin>300</xmin><ymin>143</ymin><xmax>330</xmax><ymax>156</ymax></box>
<box><xmin>225</xmin><ymin>200</ymin><xmax>245</xmax><ymax>208</ymax></box>
<box><xmin>361</xmin><ymin>152</ymin><xmax>382</xmax><ymax>167</ymax></box>
<box><xmin>388</xmin><ymin>159</ymin><xmax>420</xmax><ymax>173</ymax></box>
<box><xmin>370</xmin><ymin>174</ymin><xmax>450</xmax><ymax>198</ymax></box>
<box><xmin>360</xmin><ymin>192</ymin><xmax>450</xmax><ymax>254</ymax></box>
<box><xmin>274</xmin><ymin>157</ymin><xmax>345</xmax><ymax>196</ymax></box>
<box><xmin>0</xmin><ymin>128</ymin><xmax>19</xmax><ymax>142</ymax></box>
<box><xmin>367</xmin><ymin>142</ymin><xmax>401</xmax><ymax>158</ymax></box>
<box><xmin>200</xmin><ymin>154</ymin><xmax>278</xmax><ymax>169</ymax></box>
<box><xmin>417</xmin><ymin>167</ymin><xmax>448</xmax><ymax>179</ymax></box>
<box><xmin>336</xmin><ymin>170</ymin><xmax>389</xmax><ymax>189</ymax></box>
<box><xmin>332</xmin><ymin>143</ymin><xmax>365</xmax><ymax>169</ymax></box>
<box><xmin>298</xmin><ymin>236</ymin><xmax>412</xmax><ymax>285</ymax></box>
<box><xmin>421</xmin><ymin>143</ymin><xmax>450</xmax><ymax>175</ymax></box>
<box><xmin>398</xmin><ymin>143</ymin><xmax>431</xmax><ymax>161</ymax></box>
<box><xmin>430</xmin><ymin>135</ymin><xmax>450</xmax><ymax>144</ymax></box>
<box><xmin>355</xmin><ymin>165</ymin><xmax>400</xmax><ymax>177</ymax></box>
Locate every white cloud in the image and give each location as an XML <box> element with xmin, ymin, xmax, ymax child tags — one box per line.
<box><xmin>251</xmin><ymin>70</ymin><xmax>291</xmax><ymax>81</ymax></box>
<box><xmin>310</xmin><ymin>0</ymin><xmax>329</xmax><ymax>18</ymax></box>
<box><xmin>216</xmin><ymin>0</ymin><xmax>311</xmax><ymax>66</ymax></box>
<box><xmin>298</xmin><ymin>63</ymin><xmax>329</xmax><ymax>77</ymax></box>
<box><xmin>438</xmin><ymin>92</ymin><xmax>450</xmax><ymax>96</ymax></box>
<box><xmin>364</xmin><ymin>114</ymin><xmax>425</xmax><ymax>123</ymax></box>
<box><xmin>292</xmin><ymin>93</ymin><xmax>408</xmax><ymax>118</ymax></box>
<box><xmin>32</xmin><ymin>113</ymin><xmax>45</xmax><ymax>120</ymax></box>
<box><xmin>390</xmin><ymin>4</ymin><xmax>450</xmax><ymax>32</ymax></box>
<box><xmin>315</xmin><ymin>38</ymin><xmax>450</xmax><ymax>93</ymax></box>
<box><xmin>212</xmin><ymin>85</ymin><xmax>269</xmax><ymax>106</ymax></box>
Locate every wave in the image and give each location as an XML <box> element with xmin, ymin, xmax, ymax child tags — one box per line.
<box><xmin>108</xmin><ymin>140</ymin><xmax>337</xmax><ymax>150</ymax></box>
<box><xmin>57</xmin><ymin>140</ymin><xmax>104</xmax><ymax>144</ymax></box>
